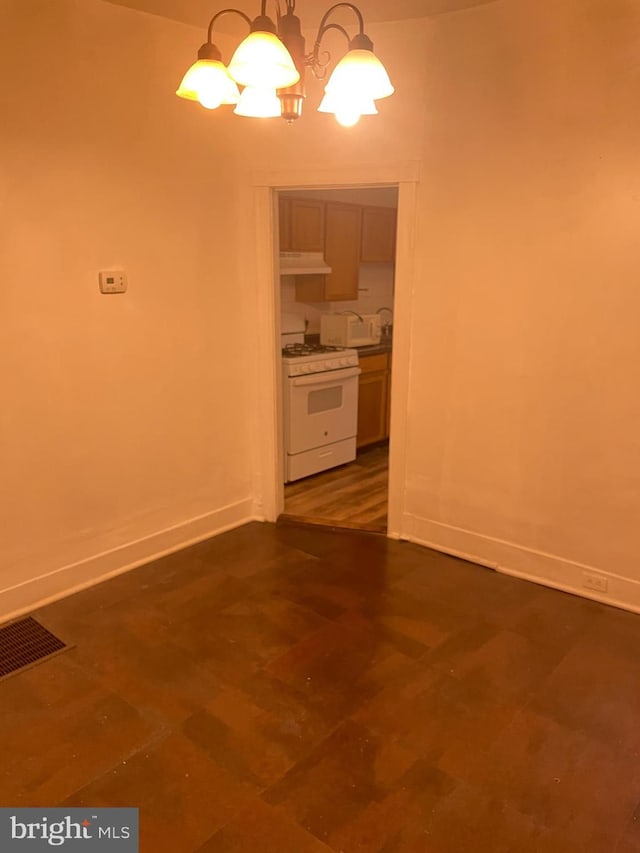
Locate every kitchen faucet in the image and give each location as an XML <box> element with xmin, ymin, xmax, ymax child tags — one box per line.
<box><xmin>376</xmin><ymin>307</ymin><xmax>393</xmax><ymax>337</ymax></box>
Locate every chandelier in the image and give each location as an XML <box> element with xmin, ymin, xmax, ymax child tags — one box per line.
<box><xmin>176</xmin><ymin>1</ymin><xmax>394</xmax><ymax>127</ymax></box>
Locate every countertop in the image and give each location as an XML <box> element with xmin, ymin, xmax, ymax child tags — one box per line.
<box><xmin>356</xmin><ymin>339</ymin><xmax>393</xmax><ymax>357</ymax></box>
<box><xmin>303</xmin><ymin>334</ymin><xmax>392</xmax><ymax>357</ymax></box>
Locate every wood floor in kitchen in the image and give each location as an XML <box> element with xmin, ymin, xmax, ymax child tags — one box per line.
<box><xmin>282</xmin><ymin>443</ymin><xmax>388</xmax><ymax>532</ymax></box>
<box><xmin>3</xmin><ymin>521</ymin><xmax>640</xmax><ymax>852</ymax></box>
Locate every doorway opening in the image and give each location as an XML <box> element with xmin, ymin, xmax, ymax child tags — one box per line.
<box><xmin>276</xmin><ymin>186</ymin><xmax>398</xmax><ymax>533</ymax></box>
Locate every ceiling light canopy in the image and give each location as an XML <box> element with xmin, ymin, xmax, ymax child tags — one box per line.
<box><xmin>175</xmin><ymin>2</ymin><xmax>394</xmax><ymax>126</ymax></box>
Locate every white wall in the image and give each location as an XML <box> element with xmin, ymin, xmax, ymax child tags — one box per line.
<box><xmin>4</xmin><ymin>0</ymin><xmax>640</xmax><ymax>618</ymax></box>
<box><xmin>236</xmin><ymin>1</ymin><xmax>640</xmax><ymax>611</ymax></box>
<box><xmin>0</xmin><ymin>0</ymin><xmax>255</xmax><ymax>618</ymax></box>
<box><xmin>402</xmin><ymin>0</ymin><xmax>640</xmax><ymax>608</ymax></box>
<box><xmin>281</xmin><ymin>265</ymin><xmax>395</xmax><ymax>334</ymax></box>
<box><xmin>282</xmin><ymin>188</ymin><xmax>399</xmax><ymax>207</ymax></box>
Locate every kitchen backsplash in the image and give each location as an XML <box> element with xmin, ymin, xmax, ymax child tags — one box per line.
<box><xmin>281</xmin><ymin>264</ymin><xmax>395</xmax><ymax>333</ymax></box>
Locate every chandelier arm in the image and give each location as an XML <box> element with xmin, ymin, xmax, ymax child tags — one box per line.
<box><xmin>307</xmin><ymin>48</ymin><xmax>331</xmax><ymax>79</ymax></box>
<box><xmin>271</xmin><ymin>0</ymin><xmax>295</xmax><ymax>18</ymax></box>
<box><xmin>310</xmin><ymin>21</ymin><xmax>351</xmax><ymax>71</ymax></box>
<box><xmin>319</xmin><ymin>24</ymin><xmax>351</xmax><ymax>41</ymax></box>
<box><xmin>207</xmin><ymin>8</ymin><xmax>252</xmax><ymax>43</ymax></box>
<box><xmin>317</xmin><ymin>22</ymin><xmax>350</xmax><ymax>45</ymax></box>
<box><xmin>309</xmin><ymin>3</ymin><xmax>368</xmax><ymax>70</ymax></box>
<box><xmin>316</xmin><ymin>3</ymin><xmax>365</xmax><ymax>38</ymax></box>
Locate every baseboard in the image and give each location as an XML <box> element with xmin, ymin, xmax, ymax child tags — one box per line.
<box><xmin>0</xmin><ymin>499</ymin><xmax>257</xmax><ymax>624</ymax></box>
<box><xmin>403</xmin><ymin>513</ymin><xmax>640</xmax><ymax>615</ymax></box>
<box><xmin>278</xmin><ymin>513</ymin><xmax>387</xmax><ymax>535</ymax></box>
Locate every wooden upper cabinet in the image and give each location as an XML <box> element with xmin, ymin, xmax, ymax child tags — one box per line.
<box><xmin>279</xmin><ymin>196</ymin><xmax>325</xmax><ymax>252</ymax></box>
<box><xmin>324</xmin><ymin>202</ymin><xmax>361</xmax><ymax>301</ymax></box>
<box><xmin>278</xmin><ymin>196</ymin><xmax>291</xmax><ymax>252</ymax></box>
<box><xmin>361</xmin><ymin>205</ymin><xmax>397</xmax><ymax>264</ymax></box>
<box><xmin>289</xmin><ymin>198</ymin><xmax>325</xmax><ymax>251</ymax></box>
<box><xmin>278</xmin><ymin>196</ymin><xmax>292</xmax><ymax>251</ymax></box>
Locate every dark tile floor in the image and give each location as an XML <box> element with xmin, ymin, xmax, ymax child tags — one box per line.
<box><xmin>2</xmin><ymin>521</ymin><xmax>640</xmax><ymax>851</ymax></box>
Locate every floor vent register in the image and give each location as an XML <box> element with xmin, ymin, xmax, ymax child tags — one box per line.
<box><xmin>0</xmin><ymin>616</ymin><xmax>69</xmax><ymax>681</ymax></box>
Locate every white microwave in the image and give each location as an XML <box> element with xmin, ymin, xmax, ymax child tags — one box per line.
<box><xmin>320</xmin><ymin>313</ymin><xmax>382</xmax><ymax>348</ymax></box>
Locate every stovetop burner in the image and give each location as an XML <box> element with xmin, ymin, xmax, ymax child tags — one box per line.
<box><xmin>282</xmin><ymin>343</ymin><xmax>346</xmax><ymax>358</ymax></box>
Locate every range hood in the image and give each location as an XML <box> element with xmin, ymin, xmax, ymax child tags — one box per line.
<box><xmin>279</xmin><ymin>251</ymin><xmax>332</xmax><ymax>276</ymax></box>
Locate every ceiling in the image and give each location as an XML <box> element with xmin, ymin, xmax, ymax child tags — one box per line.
<box><xmin>104</xmin><ymin>0</ymin><xmax>497</xmax><ymax>32</ymax></box>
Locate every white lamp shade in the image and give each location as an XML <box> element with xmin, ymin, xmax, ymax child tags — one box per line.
<box><xmin>318</xmin><ymin>92</ymin><xmax>378</xmax><ymax>115</ymax></box>
<box><xmin>228</xmin><ymin>31</ymin><xmax>300</xmax><ymax>89</ymax></box>
<box><xmin>317</xmin><ymin>92</ymin><xmax>378</xmax><ymax>127</ymax></box>
<box><xmin>324</xmin><ymin>49</ymin><xmax>394</xmax><ymax>101</ymax></box>
<box><xmin>176</xmin><ymin>59</ymin><xmax>240</xmax><ymax>108</ymax></box>
<box><xmin>234</xmin><ymin>86</ymin><xmax>282</xmax><ymax>118</ymax></box>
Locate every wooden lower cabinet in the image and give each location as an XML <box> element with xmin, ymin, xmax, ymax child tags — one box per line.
<box><xmin>357</xmin><ymin>352</ymin><xmax>391</xmax><ymax>449</ymax></box>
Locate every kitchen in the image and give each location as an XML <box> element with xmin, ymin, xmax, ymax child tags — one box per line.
<box><xmin>278</xmin><ymin>186</ymin><xmax>397</xmax><ymax>532</ymax></box>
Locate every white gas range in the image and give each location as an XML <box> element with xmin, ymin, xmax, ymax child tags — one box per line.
<box><xmin>282</xmin><ymin>342</ymin><xmax>361</xmax><ymax>483</ymax></box>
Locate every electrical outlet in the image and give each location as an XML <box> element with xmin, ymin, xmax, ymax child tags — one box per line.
<box><xmin>583</xmin><ymin>571</ymin><xmax>609</xmax><ymax>594</ymax></box>
<box><xmin>99</xmin><ymin>270</ymin><xmax>127</xmax><ymax>294</ymax></box>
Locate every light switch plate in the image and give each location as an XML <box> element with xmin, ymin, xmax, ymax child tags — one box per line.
<box><xmin>99</xmin><ymin>270</ymin><xmax>127</xmax><ymax>294</ymax></box>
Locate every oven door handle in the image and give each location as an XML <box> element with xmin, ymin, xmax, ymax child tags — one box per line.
<box><xmin>291</xmin><ymin>366</ymin><xmax>362</xmax><ymax>387</ymax></box>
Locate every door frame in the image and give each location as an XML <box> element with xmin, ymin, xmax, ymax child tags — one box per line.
<box><xmin>250</xmin><ymin>161</ymin><xmax>420</xmax><ymax>539</ymax></box>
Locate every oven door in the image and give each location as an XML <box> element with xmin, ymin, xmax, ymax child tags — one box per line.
<box><xmin>285</xmin><ymin>366</ymin><xmax>361</xmax><ymax>455</ymax></box>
